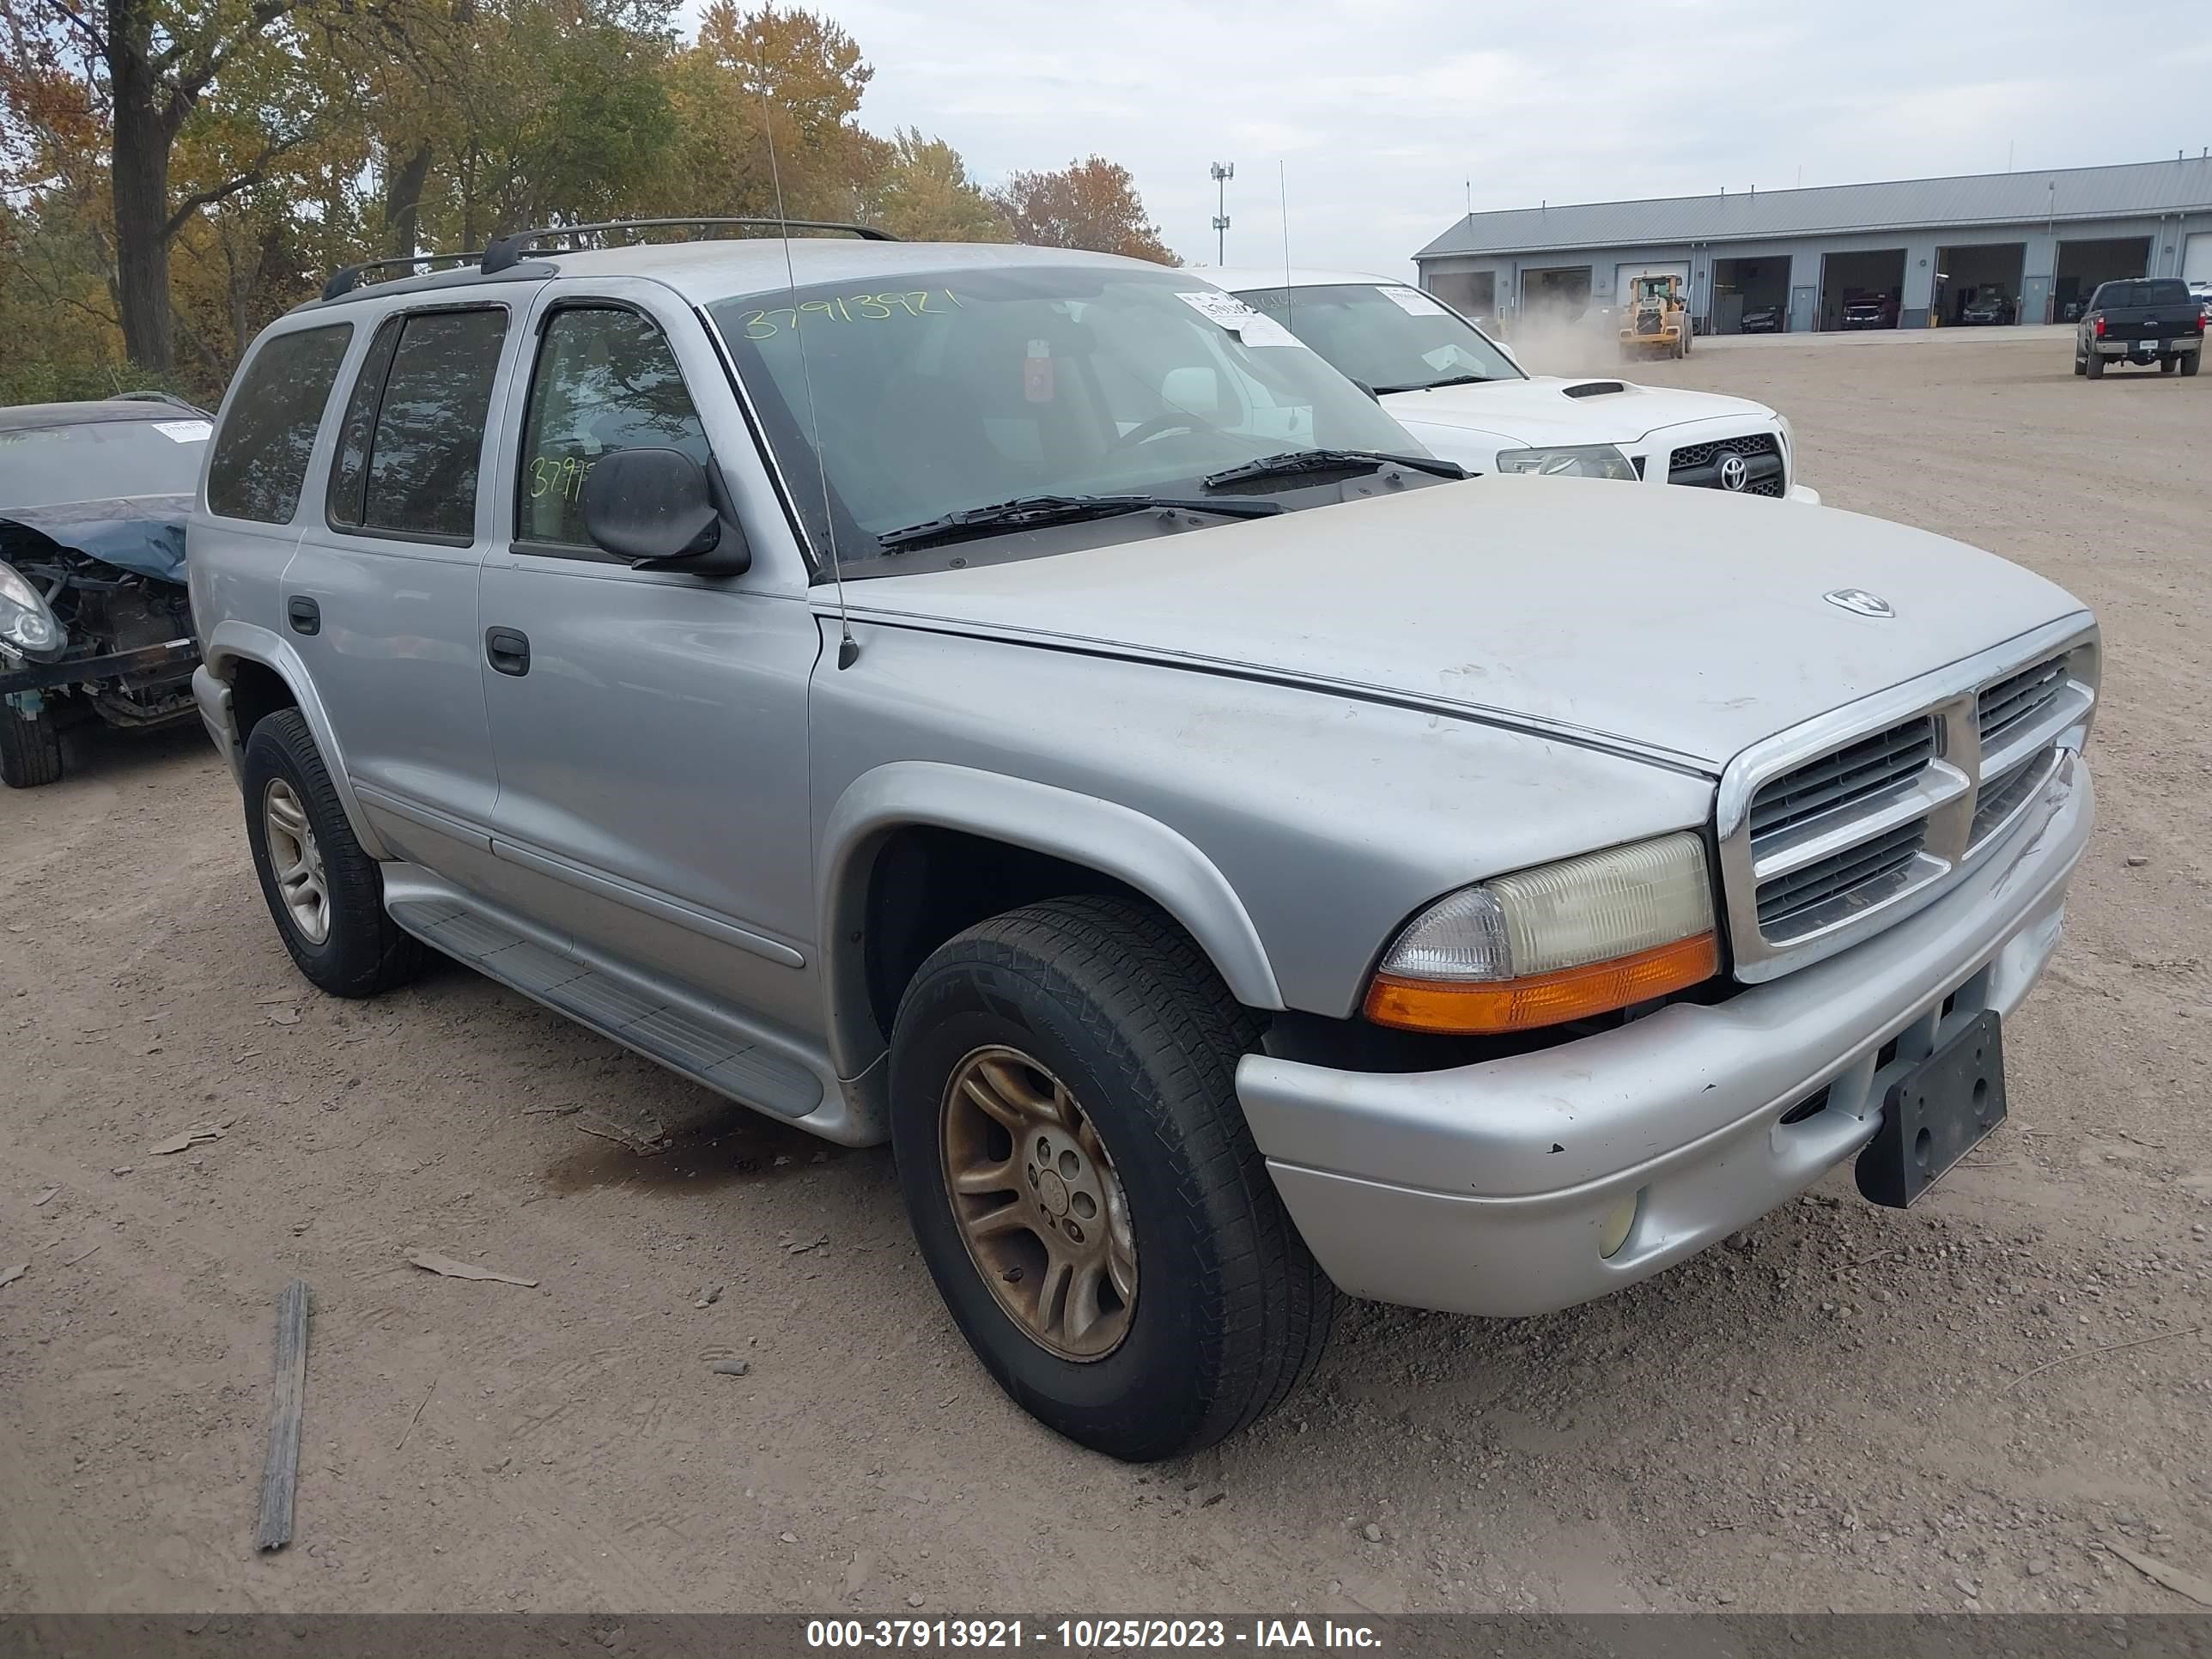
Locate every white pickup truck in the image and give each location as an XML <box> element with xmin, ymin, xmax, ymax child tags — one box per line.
<box><xmin>1212</xmin><ymin>266</ymin><xmax>1818</xmax><ymax>502</ymax></box>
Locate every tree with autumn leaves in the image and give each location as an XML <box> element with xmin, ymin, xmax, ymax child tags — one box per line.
<box><xmin>0</xmin><ymin>0</ymin><xmax>1176</xmax><ymax>402</ymax></box>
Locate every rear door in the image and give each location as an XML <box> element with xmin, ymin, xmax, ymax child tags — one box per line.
<box><xmin>285</xmin><ymin>299</ymin><xmax>530</xmax><ymax>882</ymax></box>
<box><xmin>472</xmin><ymin>277</ymin><xmax>822</xmax><ymax>1036</ymax></box>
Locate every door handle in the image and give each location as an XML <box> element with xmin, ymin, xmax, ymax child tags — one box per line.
<box><xmin>286</xmin><ymin>596</ymin><xmax>320</xmax><ymax>636</ymax></box>
<box><xmin>484</xmin><ymin>627</ymin><xmax>531</xmax><ymax>677</ymax></box>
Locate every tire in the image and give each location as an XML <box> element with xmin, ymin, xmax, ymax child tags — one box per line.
<box><xmin>241</xmin><ymin>709</ymin><xmax>424</xmax><ymax>998</ymax></box>
<box><xmin>2182</xmin><ymin>352</ymin><xmax>2200</xmax><ymax>378</ymax></box>
<box><xmin>2086</xmin><ymin>353</ymin><xmax>2105</xmax><ymax>380</ymax></box>
<box><xmin>2073</xmin><ymin>355</ymin><xmax>2087</xmax><ymax>376</ymax></box>
<box><xmin>0</xmin><ymin>699</ymin><xmax>64</xmax><ymax>788</ymax></box>
<box><xmin>890</xmin><ymin>894</ymin><xmax>1334</xmax><ymax>1462</ymax></box>
<box><xmin>2160</xmin><ymin>356</ymin><xmax>2176</xmax><ymax>374</ymax></box>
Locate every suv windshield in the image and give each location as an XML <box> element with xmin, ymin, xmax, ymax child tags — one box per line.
<box><xmin>710</xmin><ymin>264</ymin><xmax>1430</xmax><ymax>568</ymax></box>
<box><xmin>0</xmin><ymin>416</ymin><xmax>209</xmax><ymax>510</ymax></box>
<box><xmin>1229</xmin><ymin>283</ymin><xmax>1522</xmax><ymax>394</ymax></box>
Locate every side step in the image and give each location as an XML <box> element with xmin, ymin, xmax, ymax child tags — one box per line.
<box><xmin>390</xmin><ymin>896</ymin><xmax>826</xmax><ymax>1122</ymax></box>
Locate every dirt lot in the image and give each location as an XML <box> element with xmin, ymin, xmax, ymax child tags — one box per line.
<box><xmin>4</xmin><ymin>328</ymin><xmax>2209</xmax><ymax>1616</ymax></box>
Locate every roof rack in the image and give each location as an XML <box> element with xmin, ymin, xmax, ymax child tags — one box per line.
<box><xmin>321</xmin><ymin>250</ymin><xmax>488</xmax><ymax>301</ymax></box>
<box><xmin>480</xmin><ymin>216</ymin><xmax>895</xmax><ymax>274</ymax></box>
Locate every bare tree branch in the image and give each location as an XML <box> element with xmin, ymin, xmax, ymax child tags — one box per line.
<box><xmin>32</xmin><ymin>0</ymin><xmax>106</xmax><ymax>54</ymax></box>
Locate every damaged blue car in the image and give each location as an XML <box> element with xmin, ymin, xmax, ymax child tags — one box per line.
<box><xmin>0</xmin><ymin>395</ymin><xmax>209</xmax><ymax>787</ymax></box>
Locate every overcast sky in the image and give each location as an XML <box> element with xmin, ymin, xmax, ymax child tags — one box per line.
<box><xmin>708</xmin><ymin>0</ymin><xmax>2210</xmax><ymax>277</ymax></box>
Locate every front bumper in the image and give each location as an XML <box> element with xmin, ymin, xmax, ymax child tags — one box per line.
<box><xmin>0</xmin><ymin>636</ymin><xmax>198</xmax><ymax>696</ymax></box>
<box><xmin>1237</xmin><ymin>750</ymin><xmax>2094</xmax><ymax>1318</ymax></box>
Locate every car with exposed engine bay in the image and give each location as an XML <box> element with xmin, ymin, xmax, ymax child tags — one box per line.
<box><xmin>187</xmin><ymin>222</ymin><xmax>2099</xmax><ymax>1462</ymax></box>
<box><xmin>1212</xmin><ymin>267</ymin><xmax>1816</xmax><ymax>501</ymax></box>
<box><xmin>1</xmin><ymin>395</ymin><xmax>211</xmax><ymax>787</ymax></box>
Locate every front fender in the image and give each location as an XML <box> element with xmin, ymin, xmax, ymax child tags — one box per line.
<box><xmin>199</xmin><ymin>619</ymin><xmax>390</xmax><ymax>860</ymax></box>
<box><xmin>817</xmin><ymin>760</ymin><xmax>1284</xmax><ymax>1080</ymax></box>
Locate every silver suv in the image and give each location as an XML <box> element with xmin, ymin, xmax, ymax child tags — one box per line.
<box><xmin>188</xmin><ymin>224</ymin><xmax>2099</xmax><ymax>1462</ymax></box>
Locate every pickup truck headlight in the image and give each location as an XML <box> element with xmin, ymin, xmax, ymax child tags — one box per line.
<box><xmin>1364</xmin><ymin>831</ymin><xmax>1719</xmax><ymax>1034</ymax></box>
<box><xmin>1492</xmin><ymin>444</ymin><xmax>1638</xmax><ymax>480</ymax></box>
<box><xmin>0</xmin><ymin>560</ymin><xmax>68</xmax><ymax>660</ymax></box>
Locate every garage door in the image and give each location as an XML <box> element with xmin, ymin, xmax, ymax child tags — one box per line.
<box><xmin>2186</xmin><ymin>233</ymin><xmax>2212</xmax><ymax>285</ymax></box>
<box><xmin>1616</xmin><ymin>262</ymin><xmax>1689</xmax><ymax>304</ymax></box>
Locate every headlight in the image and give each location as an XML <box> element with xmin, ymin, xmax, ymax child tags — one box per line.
<box><xmin>1492</xmin><ymin>444</ymin><xmax>1638</xmax><ymax>481</ymax></box>
<box><xmin>1364</xmin><ymin>832</ymin><xmax>1719</xmax><ymax>1035</ymax></box>
<box><xmin>0</xmin><ymin>560</ymin><xmax>68</xmax><ymax>660</ymax></box>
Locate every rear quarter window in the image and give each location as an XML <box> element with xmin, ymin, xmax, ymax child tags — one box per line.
<box><xmin>206</xmin><ymin>325</ymin><xmax>354</xmax><ymax>523</ymax></box>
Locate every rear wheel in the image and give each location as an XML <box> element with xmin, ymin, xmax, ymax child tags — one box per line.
<box><xmin>242</xmin><ymin>709</ymin><xmax>425</xmax><ymax>997</ymax></box>
<box><xmin>2182</xmin><ymin>351</ymin><xmax>2201</xmax><ymax>378</ymax></box>
<box><xmin>0</xmin><ymin>699</ymin><xmax>64</xmax><ymax>788</ymax></box>
<box><xmin>2160</xmin><ymin>355</ymin><xmax>2177</xmax><ymax>374</ymax></box>
<box><xmin>2072</xmin><ymin>353</ymin><xmax>2087</xmax><ymax>376</ymax></box>
<box><xmin>890</xmin><ymin>895</ymin><xmax>1334</xmax><ymax>1462</ymax></box>
<box><xmin>2086</xmin><ymin>353</ymin><xmax>2106</xmax><ymax>380</ymax></box>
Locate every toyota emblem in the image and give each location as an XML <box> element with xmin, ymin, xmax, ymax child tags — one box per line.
<box><xmin>1824</xmin><ymin>588</ymin><xmax>1895</xmax><ymax>619</ymax></box>
<box><xmin>1717</xmin><ymin>452</ymin><xmax>1750</xmax><ymax>491</ymax></box>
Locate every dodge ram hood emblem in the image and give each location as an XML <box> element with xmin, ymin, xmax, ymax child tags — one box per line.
<box><xmin>1717</xmin><ymin>452</ymin><xmax>1750</xmax><ymax>491</ymax></box>
<box><xmin>1824</xmin><ymin>587</ymin><xmax>1895</xmax><ymax>618</ymax></box>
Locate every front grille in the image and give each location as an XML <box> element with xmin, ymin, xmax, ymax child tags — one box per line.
<box><xmin>1670</xmin><ymin>433</ymin><xmax>1780</xmax><ymax>473</ymax></box>
<box><xmin>1758</xmin><ymin>819</ymin><xmax>1927</xmax><ymax>937</ymax></box>
<box><xmin>1744</xmin><ymin>477</ymin><xmax>1784</xmax><ymax>498</ymax></box>
<box><xmin>1978</xmin><ymin>656</ymin><xmax>2067</xmax><ymax>751</ymax></box>
<box><xmin>1971</xmin><ymin>745</ymin><xmax>2057</xmax><ymax>844</ymax></box>
<box><xmin>1636</xmin><ymin>313</ymin><xmax>1661</xmax><ymax>335</ymax></box>
<box><xmin>1748</xmin><ymin>716</ymin><xmax>1934</xmax><ymax>844</ymax></box>
<box><xmin>1717</xmin><ymin>627</ymin><xmax>2096</xmax><ymax>981</ymax></box>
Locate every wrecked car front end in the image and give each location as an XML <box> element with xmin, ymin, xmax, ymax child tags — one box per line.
<box><xmin>1</xmin><ymin>495</ymin><xmax>203</xmax><ymax>787</ymax></box>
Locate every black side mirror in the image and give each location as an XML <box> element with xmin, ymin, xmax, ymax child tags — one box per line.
<box><xmin>580</xmin><ymin>447</ymin><xmax>749</xmax><ymax>574</ymax></box>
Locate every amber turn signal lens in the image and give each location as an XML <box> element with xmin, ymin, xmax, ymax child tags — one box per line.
<box><xmin>1364</xmin><ymin>932</ymin><xmax>1720</xmax><ymax>1035</ymax></box>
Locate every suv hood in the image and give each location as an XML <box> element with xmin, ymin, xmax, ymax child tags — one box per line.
<box><xmin>846</xmin><ymin>477</ymin><xmax>2085</xmax><ymax>770</ymax></box>
<box><xmin>1379</xmin><ymin>375</ymin><xmax>1772</xmax><ymax>447</ymax></box>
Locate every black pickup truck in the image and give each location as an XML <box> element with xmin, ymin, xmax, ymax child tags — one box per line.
<box><xmin>2075</xmin><ymin>277</ymin><xmax>2203</xmax><ymax>379</ymax></box>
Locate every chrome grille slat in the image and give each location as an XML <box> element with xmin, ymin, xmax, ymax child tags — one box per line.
<box><xmin>1757</xmin><ymin>819</ymin><xmax>1926</xmax><ymax>934</ymax></box>
<box><xmin>1748</xmin><ymin>716</ymin><xmax>1934</xmax><ymax>845</ymax></box>
<box><xmin>1978</xmin><ymin>657</ymin><xmax>2067</xmax><ymax>750</ymax></box>
<box><xmin>1970</xmin><ymin>744</ymin><xmax>2058</xmax><ymax>845</ymax></box>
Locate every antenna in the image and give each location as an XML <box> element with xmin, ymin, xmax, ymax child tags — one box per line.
<box><xmin>760</xmin><ymin>88</ymin><xmax>857</xmax><ymax>669</ymax></box>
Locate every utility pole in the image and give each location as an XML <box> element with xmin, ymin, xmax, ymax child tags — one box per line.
<box><xmin>1210</xmin><ymin>161</ymin><xmax>1233</xmax><ymax>263</ymax></box>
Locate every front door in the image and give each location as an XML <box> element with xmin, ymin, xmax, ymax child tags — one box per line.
<box><xmin>474</xmin><ymin>283</ymin><xmax>821</xmax><ymax>1036</ymax></box>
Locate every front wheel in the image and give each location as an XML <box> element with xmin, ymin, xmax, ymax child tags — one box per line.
<box><xmin>0</xmin><ymin>699</ymin><xmax>64</xmax><ymax>788</ymax></box>
<box><xmin>242</xmin><ymin>709</ymin><xmax>425</xmax><ymax>997</ymax></box>
<box><xmin>890</xmin><ymin>895</ymin><xmax>1334</xmax><ymax>1462</ymax></box>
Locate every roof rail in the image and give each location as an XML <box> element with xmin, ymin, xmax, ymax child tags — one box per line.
<box><xmin>479</xmin><ymin>216</ymin><xmax>896</xmax><ymax>274</ymax></box>
<box><xmin>321</xmin><ymin>250</ymin><xmax>488</xmax><ymax>301</ymax></box>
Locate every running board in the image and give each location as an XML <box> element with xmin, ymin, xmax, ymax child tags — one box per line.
<box><xmin>386</xmin><ymin>887</ymin><xmax>831</xmax><ymax>1128</ymax></box>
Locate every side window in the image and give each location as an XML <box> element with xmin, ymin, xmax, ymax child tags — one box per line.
<box><xmin>325</xmin><ymin>315</ymin><xmax>403</xmax><ymax>529</ymax></box>
<box><xmin>326</xmin><ymin>307</ymin><xmax>507</xmax><ymax>540</ymax></box>
<box><xmin>206</xmin><ymin>324</ymin><xmax>352</xmax><ymax>523</ymax></box>
<box><xmin>516</xmin><ymin>307</ymin><xmax>710</xmax><ymax>549</ymax></box>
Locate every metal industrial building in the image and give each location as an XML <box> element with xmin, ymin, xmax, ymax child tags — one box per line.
<box><xmin>1413</xmin><ymin>155</ymin><xmax>2212</xmax><ymax>333</ymax></box>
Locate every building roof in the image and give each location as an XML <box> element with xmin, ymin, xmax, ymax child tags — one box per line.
<box><xmin>1416</xmin><ymin>155</ymin><xmax>2212</xmax><ymax>261</ymax></box>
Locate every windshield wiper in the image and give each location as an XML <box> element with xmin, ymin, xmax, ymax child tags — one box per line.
<box><xmin>1201</xmin><ymin>448</ymin><xmax>1468</xmax><ymax>489</ymax></box>
<box><xmin>1371</xmin><ymin>373</ymin><xmax>1494</xmax><ymax>394</ymax></box>
<box><xmin>877</xmin><ymin>493</ymin><xmax>1284</xmax><ymax>552</ymax></box>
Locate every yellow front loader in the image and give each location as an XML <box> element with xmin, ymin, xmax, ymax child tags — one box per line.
<box><xmin>1620</xmin><ymin>273</ymin><xmax>1691</xmax><ymax>361</ymax></box>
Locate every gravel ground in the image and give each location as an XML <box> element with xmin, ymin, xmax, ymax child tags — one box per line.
<box><xmin>3</xmin><ymin>327</ymin><xmax>2208</xmax><ymax>1616</ymax></box>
